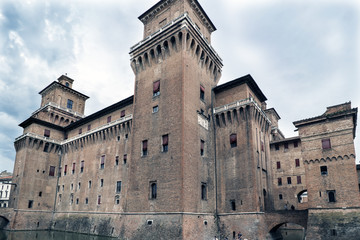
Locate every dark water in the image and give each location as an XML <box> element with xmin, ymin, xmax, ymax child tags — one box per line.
<box><xmin>280</xmin><ymin>229</ymin><xmax>305</xmax><ymax>240</ymax></box>
<box><xmin>0</xmin><ymin>230</ymin><xmax>116</xmax><ymax>240</ymax></box>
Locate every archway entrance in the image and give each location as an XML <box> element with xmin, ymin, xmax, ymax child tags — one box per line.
<box><xmin>0</xmin><ymin>216</ymin><xmax>9</xmax><ymax>229</ymax></box>
<box><xmin>269</xmin><ymin>223</ymin><xmax>305</xmax><ymax>240</ymax></box>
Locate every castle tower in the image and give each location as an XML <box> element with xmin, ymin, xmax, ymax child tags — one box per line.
<box><xmin>10</xmin><ymin>76</ymin><xmax>88</xmax><ymax>222</ymax></box>
<box><xmin>126</xmin><ymin>0</ymin><xmax>222</xmax><ymax>238</ymax></box>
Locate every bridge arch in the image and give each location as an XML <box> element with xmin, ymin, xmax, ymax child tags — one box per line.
<box><xmin>0</xmin><ymin>216</ymin><xmax>9</xmax><ymax>229</ymax></box>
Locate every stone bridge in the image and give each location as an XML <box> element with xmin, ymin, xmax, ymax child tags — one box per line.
<box><xmin>0</xmin><ymin>208</ymin><xmax>13</xmax><ymax>230</ymax></box>
<box><xmin>265</xmin><ymin>210</ymin><xmax>308</xmax><ymax>238</ymax></box>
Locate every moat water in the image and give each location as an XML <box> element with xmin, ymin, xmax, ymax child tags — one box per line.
<box><xmin>0</xmin><ymin>229</ymin><xmax>304</xmax><ymax>240</ymax></box>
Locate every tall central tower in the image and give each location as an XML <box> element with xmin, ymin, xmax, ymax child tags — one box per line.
<box><xmin>127</xmin><ymin>0</ymin><xmax>222</xmax><ymax>238</ymax></box>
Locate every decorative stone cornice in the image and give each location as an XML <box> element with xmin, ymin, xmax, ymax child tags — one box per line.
<box><xmin>303</xmin><ymin>154</ymin><xmax>356</xmax><ymax>164</ymax></box>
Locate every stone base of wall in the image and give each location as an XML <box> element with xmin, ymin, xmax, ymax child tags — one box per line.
<box><xmin>306</xmin><ymin>208</ymin><xmax>360</xmax><ymax>240</ymax></box>
<box><xmin>218</xmin><ymin>212</ymin><xmax>267</xmax><ymax>240</ymax></box>
<box><xmin>6</xmin><ymin>211</ymin><xmax>217</xmax><ymax>240</ymax></box>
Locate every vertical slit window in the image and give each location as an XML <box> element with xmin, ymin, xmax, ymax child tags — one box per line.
<box><xmin>72</xmin><ymin>163</ymin><xmax>75</xmax><ymax>174</ymax></box>
<box><xmin>201</xmin><ymin>183</ymin><xmax>207</xmax><ymax>200</ymax></box>
<box><xmin>123</xmin><ymin>154</ymin><xmax>127</xmax><ymax>164</ymax></box>
<box><xmin>200</xmin><ymin>140</ymin><xmax>204</xmax><ymax>156</ymax></box>
<box><xmin>162</xmin><ymin>135</ymin><xmax>168</xmax><ymax>152</ymax></box>
<box><xmin>200</xmin><ymin>85</ymin><xmax>205</xmax><ymax>100</ymax></box>
<box><xmin>100</xmin><ymin>155</ymin><xmax>105</xmax><ymax>169</ymax></box>
<box><xmin>153</xmin><ymin>80</ymin><xmax>160</xmax><ymax>97</ymax></box>
<box><xmin>142</xmin><ymin>140</ymin><xmax>148</xmax><ymax>156</ymax></box>
<box><xmin>49</xmin><ymin>166</ymin><xmax>55</xmax><ymax>177</ymax></box>
<box><xmin>116</xmin><ymin>181</ymin><xmax>122</xmax><ymax>193</ymax></box>
<box><xmin>230</xmin><ymin>134</ymin><xmax>237</xmax><ymax>148</ymax></box>
<box><xmin>80</xmin><ymin>161</ymin><xmax>84</xmax><ymax>173</ymax></box>
<box><xmin>64</xmin><ymin>165</ymin><xmax>67</xmax><ymax>176</ymax></box>
<box><xmin>150</xmin><ymin>182</ymin><xmax>157</xmax><ymax>199</ymax></box>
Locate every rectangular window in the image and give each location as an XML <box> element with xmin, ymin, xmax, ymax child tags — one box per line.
<box><xmin>200</xmin><ymin>140</ymin><xmax>204</xmax><ymax>156</ymax></box>
<box><xmin>49</xmin><ymin>166</ymin><xmax>55</xmax><ymax>176</ymax></box>
<box><xmin>116</xmin><ymin>181</ymin><xmax>122</xmax><ymax>193</ymax></box>
<box><xmin>121</xmin><ymin>110</ymin><xmax>125</xmax><ymax>117</ymax></box>
<box><xmin>278</xmin><ymin>178</ymin><xmax>282</xmax><ymax>186</ymax></box>
<box><xmin>43</xmin><ymin>143</ymin><xmax>49</xmax><ymax>152</ymax></box>
<box><xmin>115</xmin><ymin>156</ymin><xmax>119</xmax><ymax>166</ymax></box>
<box><xmin>85</xmin><ymin>198</ymin><xmax>88</xmax><ymax>204</ymax></box>
<box><xmin>28</xmin><ymin>200</ymin><xmax>33</xmax><ymax>208</ymax></box>
<box><xmin>87</xmin><ymin>124</ymin><xmax>91</xmax><ymax>131</ymax></box>
<box><xmin>142</xmin><ymin>140</ymin><xmax>148</xmax><ymax>156</ymax></box>
<box><xmin>44</xmin><ymin>129</ymin><xmax>50</xmax><ymax>138</ymax></box>
<box><xmin>72</xmin><ymin>163</ymin><xmax>75</xmax><ymax>174</ymax></box>
<box><xmin>79</xmin><ymin>128</ymin><xmax>82</xmax><ymax>134</ymax></box>
<box><xmin>287</xmin><ymin>177</ymin><xmax>292</xmax><ymax>185</ymax></box>
<box><xmin>107</xmin><ymin>116</ymin><xmax>111</xmax><ymax>123</ymax></box>
<box><xmin>200</xmin><ymin>85</ymin><xmax>205</xmax><ymax>100</ymax></box>
<box><xmin>297</xmin><ymin>176</ymin><xmax>302</xmax><ymax>184</ymax></box>
<box><xmin>322</xmin><ymin>139</ymin><xmax>331</xmax><ymax>149</ymax></box>
<box><xmin>294</xmin><ymin>141</ymin><xmax>298</xmax><ymax>148</ymax></box>
<box><xmin>230</xmin><ymin>134</ymin><xmax>237</xmax><ymax>148</ymax></box>
<box><xmin>88</xmin><ymin>181</ymin><xmax>92</xmax><ymax>188</ymax></box>
<box><xmin>261</xmin><ymin>141</ymin><xmax>264</xmax><ymax>152</ymax></box>
<box><xmin>153</xmin><ymin>80</ymin><xmax>160</xmax><ymax>96</ymax></box>
<box><xmin>295</xmin><ymin>159</ymin><xmax>300</xmax><ymax>167</ymax></box>
<box><xmin>279</xmin><ymin>194</ymin><xmax>283</xmax><ymax>200</ymax></box>
<box><xmin>320</xmin><ymin>166</ymin><xmax>328</xmax><ymax>176</ymax></box>
<box><xmin>152</xmin><ymin>105</ymin><xmax>159</xmax><ymax>113</ymax></box>
<box><xmin>276</xmin><ymin>161</ymin><xmax>281</xmax><ymax>169</ymax></box>
<box><xmin>162</xmin><ymin>134</ymin><xmax>168</xmax><ymax>152</ymax></box>
<box><xmin>100</xmin><ymin>155</ymin><xmax>105</xmax><ymax>169</ymax></box>
<box><xmin>230</xmin><ymin>200</ymin><xmax>236</xmax><ymax>211</ymax></box>
<box><xmin>80</xmin><ymin>160</ymin><xmax>84</xmax><ymax>173</ymax></box>
<box><xmin>67</xmin><ymin>99</ymin><xmax>73</xmax><ymax>109</ymax></box>
<box><xmin>123</xmin><ymin>154</ymin><xmax>127</xmax><ymax>164</ymax></box>
<box><xmin>328</xmin><ymin>190</ymin><xmax>336</xmax><ymax>202</ymax></box>
<box><xmin>64</xmin><ymin>165</ymin><xmax>67</xmax><ymax>176</ymax></box>
<box><xmin>98</xmin><ymin>195</ymin><xmax>101</xmax><ymax>205</ymax></box>
<box><xmin>100</xmin><ymin>179</ymin><xmax>104</xmax><ymax>187</ymax></box>
<box><xmin>78</xmin><ymin>182</ymin><xmax>81</xmax><ymax>190</ymax></box>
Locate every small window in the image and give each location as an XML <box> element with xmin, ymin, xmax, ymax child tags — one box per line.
<box><xmin>80</xmin><ymin>161</ymin><xmax>84</xmax><ymax>173</ymax></box>
<box><xmin>320</xmin><ymin>166</ymin><xmax>328</xmax><ymax>176</ymax></box>
<box><xmin>200</xmin><ymin>140</ymin><xmax>204</xmax><ymax>156</ymax></box>
<box><xmin>28</xmin><ymin>200</ymin><xmax>33</xmax><ymax>208</ymax></box>
<box><xmin>100</xmin><ymin>179</ymin><xmax>104</xmax><ymax>187</ymax></box>
<box><xmin>276</xmin><ymin>161</ymin><xmax>281</xmax><ymax>169</ymax></box>
<box><xmin>88</xmin><ymin>181</ymin><xmax>92</xmax><ymax>188</ymax></box>
<box><xmin>330</xmin><ymin>229</ymin><xmax>337</xmax><ymax>236</ymax></box>
<box><xmin>279</xmin><ymin>194</ymin><xmax>283</xmax><ymax>200</ymax></box>
<box><xmin>72</xmin><ymin>163</ymin><xmax>75</xmax><ymax>174</ymax></box>
<box><xmin>115</xmin><ymin>156</ymin><xmax>119</xmax><ymax>166</ymax></box>
<box><xmin>230</xmin><ymin>134</ymin><xmax>237</xmax><ymax>148</ymax></box>
<box><xmin>294</xmin><ymin>141</ymin><xmax>298</xmax><ymax>148</ymax></box>
<box><xmin>278</xmin><ymin>178</ymin><xmax>282</xmax><ymax>186</ymax></box>
<box><xmin>78</xmin><ymin>182</ymin><xmax>81</xmax><ymax>190</ymax></box>
<box><xmin>275</xmin><ymin>144</ymin><xmax>279</xmax><ymax>151</ymax></box>
<box><xmin>123</xmin><ymin>154</ymin><xmax>127</xmax><ymax>164</ymax></box>
<box><xmin>100</xmin><ymin>155</ymin><xmax>105</xmax><ymax>169</ymax></box>
<box><xmin>87</xmin><ymin>124</ymin><xmax>91</xmax><ymax>131</ymax></box>
<box><xmin>200</xmin><ymin>85</ymin><xmax>205</xmax><ymax>100</ymax></box>
<box><xmin>98</xmin><ymin>195</ymin><xmax>101</xmax><ymax>205</ymax></box>
<box><xmin>78</xmin><ymin>128</ymin><xmax>82</xmax><ymax>134</ymax></box>
<box><xmin>121</xmin><ymin>110</ymin><xmax>125</xmax><ymax>117</ymax></box>
<box><xmin>295</xmin><ymin>159</ymin><xmax>300</xmax><ymax>167</ymax></box>
<box><xmin>64</xmin><ymin>165</ymin><xmax>67</xmax><ymax>176</ymax></box>
<box><xmin>85</xmin><ymin>198</ymin><xmax>88</xmax><ymax>204</ymax></box>
<box><xmin>230</xmin><ymin>200</ymin><xmax>236</xmax><ymax>211</ymax></box>
<box><xmin>153</xmin><ymin>105</ymin><xmax>159</xmax><ymax>113</ymax></box>
<box><xmin>328</xmin><ymin>191</ymin><xmax>336</xmax><ymax>202</ymax></box>
<box><xmin>201</xmin><ymin>183</ymin><xmax>207</xmax><ymax>200</ymax></box>
<box><xmin>297</xmin><ymin>176</ymin><xmax>302</xmax><ymax>184</ymax></box>
<box><xmin>261</xmin><ymin>141</ymin><xmax>264</xmax><ymax>152</ymax></box>
<box><xmin>287</xmin><ymin>177</ymin><xmax>292</xmax><ymax>185</ymax></box>
<box><xmin>322</xmin><ymin>139</ymin><xmax>331</xmax><ymax>149</ymax></box>
<box><xmin>142</xmin><ymin>140</ymin><xmax>148</xmax><ymax>156</ymax></box>
<box><xmin>76</xmin><ymin>198</ymin><xmax>79</xmax><ymax>205</ymax></box>
<box><xmin>162</xmin><ymin>135</ymin><xmax>168</xmax><ymax>152</ymax></box>
<box><xmin>65</xmin><ymin>82</ymin><xmax>69</xmax><ymax>87</ymax></box>
<box><xmin>116</xmin><ymin>181</ymin><xmax>122</xmax><ymax>193</ymax></box>
<box><xmin>115</xmin><ymin>195</ymin><xmax>120</xmax><ymax>205</ymax></box>
<box><xmin>150</xmin><ymin>182</ymin><xmax>157</xmax><ymax>199</ymax></box>
<box><xmin>44</xmin><ymin>129</ymin><xmax>50</xmax><ymax>138</ymax></box>
<box><xmin>107</xmin><ymin>116</ymin><xmax>111</xmax><ymax>123</ymax></box>
<box><xmin>67</xmin><ymin>99</ymin><xmax>73</xmax><ymax>109</ymax></box>
<box><xmin>39</xmin><ymin>192</ymin><xmax>42</xmax><ymax>197</ymax></box>
<box><xmin>49</xmin><ymin>166</ymin><xmax>55</xmax><ymax>176</ymax></box>
<box><xmin>153</xmin><ymin>80</ymin><xmax>160</xmax><ymax>97</ymax></box>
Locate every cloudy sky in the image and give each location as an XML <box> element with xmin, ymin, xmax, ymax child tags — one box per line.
<box><xmin>0</xmin><ymin>0</ymin><xmax>359</xmax><ymax>172</ymax></box>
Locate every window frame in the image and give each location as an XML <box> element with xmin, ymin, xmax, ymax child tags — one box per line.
<box><xmin>162</xmin><ymin>134</ymin><xmax>169</xmax><ymax>152</ymax></box>
<box><xmin>322</xmin><ymin>139</ymin><xmax>331</xmax><ymax>150</ymax></box>
<box><xmin>67</xmin><ymin>99</ymin><xmax>73</xmax><ymax>109</ymax></box>
<box><xmin>153</xmin><ymin>80</ymin><xmax>160</xmax><ymax>97</ymax></box>
<box><xmin>230</xmin><ymin>134</ymin><xmax>237</xmax><ymax>148</ymax></box>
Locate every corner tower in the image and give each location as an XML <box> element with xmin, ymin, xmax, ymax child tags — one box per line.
<box><xmin>126</xmin><ymin>0</ymin><xmax>222</xmax><ymax>239</ymax></box>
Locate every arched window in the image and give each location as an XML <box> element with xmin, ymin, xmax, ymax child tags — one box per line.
<box><xmin>150</xmin><ymin>182</ymin><xmax>157</xmax><ymax>199</ymax></box>
<box><xmin>201</xmin><ymin>183</ymin><xmax>207</xmax><ymax>200</ymax></box>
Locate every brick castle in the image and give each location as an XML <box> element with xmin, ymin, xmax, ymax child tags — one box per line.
<box><xmin>2</xmin><ymin>0</ymin><xmax>360</xmax><ymax>239</ymax></box>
